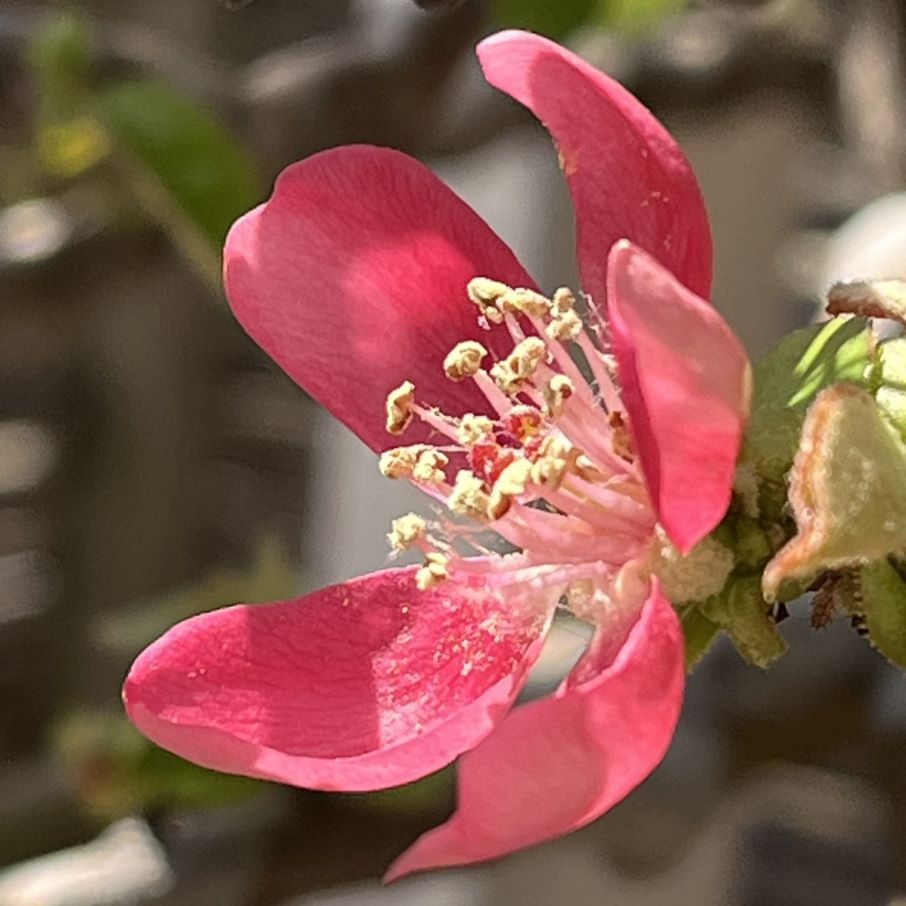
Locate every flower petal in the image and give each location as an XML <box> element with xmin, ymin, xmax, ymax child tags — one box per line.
<box><xmin>385</xmin><ymin>580</ymin><xmax>684</xmax><ymax>879</ymax></box>
<box><xmin>224</xmin><ymin>145</ymin><xmax>537</xmax><ymax>452</ymax></box>
<box><xmin>124</xmin><ymin>567</ymin><xmax>551</xmax><ymax>792</ymax></box>
<box><xmin>607</xmin><ymin>241</ymin><xmax>750</xmax><ymax>553</ymax></box>
<box><xmin>477</xmin><ymin>30</ymin><xmax>712</xmax><ymax>301</ymax></box>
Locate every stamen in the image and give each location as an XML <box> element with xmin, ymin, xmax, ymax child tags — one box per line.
<box><xmin>379</xmin><ymin>444</ymin><xmax>426</xmax><ymax>479</ymax></box>
<box><xmin>416</xmin><ymin>552</ymin><xmax>449</xmax><ymax>590</ymax></box>
<box><xmin>488</xmin><ymin>458</ymin><xmax>533</xmax><ymax>520</ymax></box>
<box><xmin>412</xmin><ymin>449</ymin><xmax>449</xmax><ymax>484</ymax></box>
<box><xmin>385</xmin><ymin>381</ymin><xmax>416</xmax><ymax>434</ymax></box>
<box><xmin>499</xmin><ymin>287</ymin><xmax>551</xmax><ymax>319</ymax></box>
<box><xmin>467</xmin><ymin>277</ymin><xmax>508</xmax><ymax>324</ymax></box>
<box><xmin>376</xmin><ymin>275</ymin><xmax>660</xmax><ymax>601</ymax></box>
<box><xmin>388</xmin><ymin>513</ymin><xmax>428</xmax><ymax>551</ymax></box>
<box><xmin>574</xmin><ymin>332</ymin><xmax>622</xmax><ymax>412</ymax></box>
<box><xmin>444</xmin><ymin>340</ymin><xmax>488</xmax><ymax>381</ymax></box>
<box><xmin>457</xmin><ymin>413</ymin><xmax>494</xmax><ymax>446</ymax></box>
<box><xmin>542</xmin><ymin>374</ymin><xmax>574</xmax><ymax>417</ymax></box>
<box><xmin>447</xmin><ymin>470</ymin><xmax>490</xmax><ymax>521</ymax></box>
<box><xmin>490</xmin><ymin>337</ymin><xmax>548</xmax><ymax>394</ymax></box>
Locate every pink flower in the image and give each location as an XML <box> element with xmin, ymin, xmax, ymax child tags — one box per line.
<box><xmin>123</xmin><ymin>31</ymin><xmax>750</xmax><ymax>878</ymax></box>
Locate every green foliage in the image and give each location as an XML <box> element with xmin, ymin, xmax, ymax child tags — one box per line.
<box><xmin>55</xmin><ymin>711</ymin><xmax>263</xmax><ymax>818</ymax></box>
<box><xmin>742</xmin><ymin>318</ymin><xmax>873</xmax><ymax>483</ymax></box>
<box><xmin>599</xmin><ymin>0</ymin><xmax>687</xmax><ymax>34</ymax></box>
<box><xmin>698</xmin><ymin>576</ymin><xmax>786</xmax><ymax>668</ymax></box>
<box><xmin>28</xmin><ymin>13</ymin><xmax>94</xmax><ymax>122</ymax></box>
<box><xmin>342</xmin><ymin>769</ymin><xmax>454</xmax><ymax>816</ymax></box>
<box><xmin>493</xmin><ymin>0</ymin><xmax>599</xmax><ymax>39</ymax></box>
<box><xmin>876</xmin><ymin>337</ymin><xmax>906</xmax><ymax>441</ymax></box>
<box><xmin>861</xmin><ymin>559</ymin><xmax>906</xmax><ymax>668</ymax></box>
<box><xmin>762</xmin><ymin>385</ymin><xmax>906</xmax><ymax>602</ymax></box>
<box><xmin>96</xmin><ymin>80</ymin><xmax>259</xmax><ymax>245</ymax></box>
<box><xmin>680</xmin><ymin>605</ymin><xmax>719</xmax><ymax>672</ymax></box>
<box><xmin>492</xmin><ymin>0</ymin><xmax>688</xmax><ymax>38</ymax></box>
<box><xmin>94</xmin><ymin>534</ymin><xmax>300</xmax><ymax>656</ymax></box>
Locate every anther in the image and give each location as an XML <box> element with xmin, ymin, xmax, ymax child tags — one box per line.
<box><xmin>457</xmin><ymin>413</ymin><xmax>494</xmax><ymax>446</ymax></box>
<box><xmin>467</xmin><ymin>278</ymin><xmax>508</xmax><ymax>324</ymax></box>
<box><xmin>551</xmin><ymin>287</ymin><xmax>576</xmax><ymax>315</ymax></box>
<box><xmin>412</xmin><ymin>449</ymin><xmax>449</xmax><ymax>484</ymax></box>
<box><xmin>444</xmin><ymin>340</ymin><xmax>488</xmax><ymax>381</ymax></box>
<box><xmin>447</xmin><ymin>470</ymin><xmax>490</xmax><ymax>521</ymax></box>
<box><xmin>543</xmin><ymin>374</ymin><xmax>575</xmax><ymax>417</ymax></box>
<box><xmin>388</xmin><ymin>513</ymin><xmax>427</xmax><ymax>552</ymax></box>
<box><xmin>499</xmin><ymin>287</ymin><xmax>551</xmax><ymax>318</ymax></box>
<box><xmin>488</xmin><ymin>458</ymin><xmax>533</xmax><ymax>520</ymax></box>
<box><xmin>385</xmin><ymin>381</ymin><xmax>416</xmax><ymax>434</ymax></box>
<box><xmin>491</xmin><ymin>337</ymin><xmax>548</xmax><ymax>394</ymax></box>
<box><xmin>416</xmin><ymin>552</ymin><xmax>449</xmax><ymax>590</ymax></box>
<box><xmin>530</xmin><ymin>436</ymin><xmax>576</xmax><ymax>490</ymax></box>
<box><xmin>379</xmin><ymin>444</ymin><xmax>426</xmax><ymax>478</ymax></box>
<box><xmin>546</xmin><ymin>309</ymin><xmax>583</xmax><ymax>341</ymax></box>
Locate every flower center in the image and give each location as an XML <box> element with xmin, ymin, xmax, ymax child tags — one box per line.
<box><xmin>379</xmin><ymin>278</ymin><xmax>658</xmax><ymax>619</ymax></box>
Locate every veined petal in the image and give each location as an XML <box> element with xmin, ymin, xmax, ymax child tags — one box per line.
<box><xmin>124</xmin><ymin>567</ymin><xmax>551</xmax><ymax>792</ymax></box>
<box><xmin>385</xmin><ymin>580</ymin><xmax>684</xmax><ymax>880</ymax></box>
<box><xmin>477</xmin><ymin>30</ymin><xmax>712</xmax><ymax>302</ymax></box>
<box><xmin>607</xmin><ymin>241</ymin><xmax>750</xmax><ymax>553</ymax></box>
<box><xmin>224</xmin><ymin>145</ymin><xmax>537</xmax><ymax>452</ymax></box>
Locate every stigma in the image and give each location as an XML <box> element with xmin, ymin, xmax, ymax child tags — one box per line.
<box><xmin>379</xmin><ymin>278</ymin><xmax>659</xmax><ymax>620</ymax></box>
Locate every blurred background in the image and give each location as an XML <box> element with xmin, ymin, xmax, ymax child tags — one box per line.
<box><xmin>1</xmin><ymin>0</ymin><xmax>906</xmax><ymax>903</ymax></box>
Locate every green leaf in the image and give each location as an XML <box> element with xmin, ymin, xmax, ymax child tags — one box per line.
<box><xmin>93</xmin><ymin>533</ymin><xmax>301</xmax><ymax>655</ymax></box>
<box><xmin>876</xmin><ymin>337</ymin><xmax>906</xmax><ymax>441</ymax></box>
<box><xmin>492</xmin><ymin>0</ymin><xmax>598</xmax><ymax>39</ymax></box>
<box><xmin>54</xmin><ymin>710</ymin><xmax>264</xmax><ymax>818</ymax></box>
<box><xmin>597</xmin><ymin>0</ymin><xmax>689</xmax><ymax>34</ymax></box>
<box><xmin>742</xmin><ymin>318</ymin><xmax>873</xmax><ymax>484</ymax></box>
<box><xmin>861</xmin><ymin>559</ymin><xmax>906</xmax><ymax>668</ymax></box>
<box><xmin>679</xmin><ymin>605</ymin><xmax>720</xmax><ymax>672</ymax></box>
<box><xmin>96</xmin><ymin>80</ymin><xmax>259</xmax><ymax>245</ymax></box>
<box><xmin>699</xmin><ymin>575</ymin><xmax>785</xmax><ymax>667</ymax></box>
<box><xmin>763</xmin><ymin>385</ymin><xmax>906</xmax><ymax>602</ymax></box>
<box><xmin>29</xmin><ymin>13</ymin><xmax>94</xmax><ymax>123</ymax></box>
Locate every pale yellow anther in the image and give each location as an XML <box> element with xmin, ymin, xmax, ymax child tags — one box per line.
<box><xmin>500</xmin><ymin>287</ymin><xmax>551</xmax><ymax>319</ymax></box>
<box><xmin>416</xmin><ymin>551</ymin><xmax>450</xmax><ymax>590</ymax></box>
<box><xmin>388</xmin><ymin>513</ymin><xmax>427</xmax><ymax>552</ymax></box>
<box><xmin>379</xmin><ymin>444</ymin><xmax>426</xmax><ymax>478</ymax></box>
<box><xmin>447</xmin><ymin>470</ymin><xmax>490</xmax><ymax>521</ymax></box>
<box><xmin>488</xmin><ymin>458</ymin><xmax>533</xmax><ymax>520</ymax></box>
<box><xmin>490</xmin><ymin>360</ymin><xmax>519</xmax><ymax>394</ymax></box>
<box><xmin>546</xmin><ymin>309</ymin><xmax>583</xmax><ymax>341</ymax></box>
<box><xmin>543</xmin><ymin>374</ymin><xmax>575</xmax><ymax>417</ymax></box>
<box><xmin>444</xmin><ymin>340</ymin><xmax>488</xmax><ymax>381</ymax></box>
<box><xmin>457</xmin><ymin>413</ymin><xmax>494</xmax><ymax>446</ymax></box>
<box><xmin>552</xmin><ymin>287</ymin><xmax>576</xmax><ymax>315</ymax></box>
<box><xmin>530</xmin><ymin>436</ymin><xmax>576</xmax><ymax>490</ymax></box>
<box><xmin>412</xmin><ymin>449</ymin><xmax>449</xmax><ymax>485</ymax></box>
<box><xmin>385</xmin><ymin>381</ymin><xmax>416</xmax><ymax>434</ymax></box>
<box><xmin>467</xmin><ymin>277</ymin><xmax>508</xmax><ymax>324</ymax></box>
<box><xmin>491</xmin><ymin>337</ymin><xmax>548</xmax><ymax>394</ymax></box>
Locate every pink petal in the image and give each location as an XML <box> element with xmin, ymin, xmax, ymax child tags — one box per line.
<box><xmin>124</xmin><ymin>567</ymin><xmax>552</xmax><ymax>792</ymax></box>
<box><xmin>385</xmin><ymin>580</ymin><xmax>684</xmax><ymax>879</ymax></box>
<box><xmin>477</xmin><ymin>30</ymin><xmax>712</xmax><ymax>301</ymax></box>
<box><xmin>607</xmin><ymin>241</ymin><xmax>750</xmax><ymax>553</ymax></box>
<box><xmin>224</xmin><ymin>145</ymin><xmax>537</xmax><ymax>452</ymax></box>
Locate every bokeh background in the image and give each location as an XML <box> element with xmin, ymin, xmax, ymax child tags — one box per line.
<box><xmin>2</xmin><ymin>0</ymin><xmax>906</xmax><ymax>903</ymax></box>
